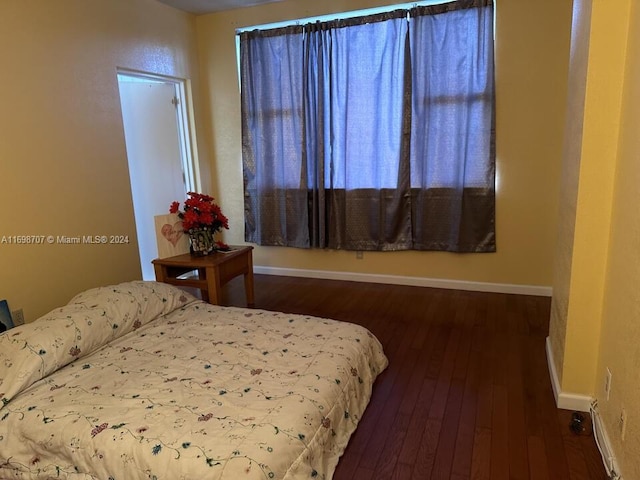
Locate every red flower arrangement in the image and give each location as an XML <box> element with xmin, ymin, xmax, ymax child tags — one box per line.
<box><xmin>170</xmin><ymin>192</ymin><xmax>229</xmax><ymax>250</ymax></box>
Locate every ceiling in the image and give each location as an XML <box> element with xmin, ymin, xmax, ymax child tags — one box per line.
<box><xmin>156</xmin><ymin>0</ymin><xmax>285</xmax><ymax>15</ymax></box>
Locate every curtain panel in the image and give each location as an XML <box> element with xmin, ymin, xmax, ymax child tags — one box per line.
<box><xmin>240</xmin><ymin>0</ymin><xmax>495</xmax><ymax>252</ymax></box>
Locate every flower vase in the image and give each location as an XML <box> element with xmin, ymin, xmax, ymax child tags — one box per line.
<box><xmin>188</xmin><ymin>228</ymin><xmax>215</xmax><ymax>256</ymax></box>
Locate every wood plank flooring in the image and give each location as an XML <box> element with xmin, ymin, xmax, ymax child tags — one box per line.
<box><xmin>218</xmin><ymin>274</ymin><xmax>608</xmax><ymax>480</ymax></box>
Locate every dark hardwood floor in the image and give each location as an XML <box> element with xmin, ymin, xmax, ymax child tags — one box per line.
<box><xmin>219</xmin><ymin>274</ymin><xmax>608</xmax><ymax>480</ymax></box>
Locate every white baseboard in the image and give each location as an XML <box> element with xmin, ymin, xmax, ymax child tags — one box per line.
<box><xmin>253</xmin><ymin>266</ymin><xmax>553</xmax><ymax>297</ymax></box>
<box><xmin>545</xmin><ymin>336</ymin><xmax>593</xmax><ymax>411</ymax></box>
<box><xmin>545</xmin><ymin>337</ymin><xmax>622</xmax><ymax>478</ymax></box>
<box><xmin>592</xmin><ymin>402</ymin><xmax>623</xmax><ymax>479</ymax></box>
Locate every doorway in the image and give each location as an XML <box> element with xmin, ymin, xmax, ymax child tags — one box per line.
<box><xmin>117</xmin><ymin>72</ymin><xmax>198</xmax><ymax>280</ymax></box>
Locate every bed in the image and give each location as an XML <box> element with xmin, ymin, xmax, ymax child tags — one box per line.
<box><xmin>0</xmin><ymin>281</ymin><xmax>387</xmax><ymax>479</ymax></box>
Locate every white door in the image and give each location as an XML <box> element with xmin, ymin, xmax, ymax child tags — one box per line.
<box><xmin>118</xmin><ymin>77</ymin><xmax>189</xmax><ymax>280</ymax></box>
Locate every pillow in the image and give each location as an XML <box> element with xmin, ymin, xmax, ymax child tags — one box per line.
<box><xmin>0</xmin><ymin>281</ymin><xmax>198</xmax><ymax>409</ymax></box>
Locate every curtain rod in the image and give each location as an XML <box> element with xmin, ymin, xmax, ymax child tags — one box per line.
<box><xmin>235</xmin><ymin>0</ymin><xmax>454</xmax><ymax>34</ymax></box>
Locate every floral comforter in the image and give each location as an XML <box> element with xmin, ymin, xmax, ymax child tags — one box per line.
<box><xmin>0</xmin><ymin>281</ymin><xmax>387</xmax><ymax>480</ymax></box>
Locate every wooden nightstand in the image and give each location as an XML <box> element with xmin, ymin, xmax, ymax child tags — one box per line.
<box><xmin>152</xmin><ymin>245</ymin><xmax>254</xmax><ymax>306</ymax></box>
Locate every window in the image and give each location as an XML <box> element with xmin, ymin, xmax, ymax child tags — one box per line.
<box><xmin>240</xmin><ymin>0</ymin><xmax>495</xmax><ymax>252</ymax></box>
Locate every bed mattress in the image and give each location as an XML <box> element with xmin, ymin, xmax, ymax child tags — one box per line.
<box><xmin>0</xmin><ymin>281</ymin><xmax>387</xmax><ymax>479</ymax></box>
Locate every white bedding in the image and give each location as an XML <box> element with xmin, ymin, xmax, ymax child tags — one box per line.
<box><xmin>0</xmin><ymin>281</ymin><xmax>387</xmax><ymax>479</ymax></box>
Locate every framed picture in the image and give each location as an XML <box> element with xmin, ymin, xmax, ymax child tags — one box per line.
<box><xmin>0</xmin><ymin>300</ymin><xmax>14</xmax><ymax>333</ymax></box>
<box><xmin>154</xmin><ymin>214</ymin><xmax>190</xmax><ymax>259</ymax></box>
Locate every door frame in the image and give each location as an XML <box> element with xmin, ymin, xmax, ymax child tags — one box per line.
<box><xmin>116</xmin><ymin>69</ymin><xmax>202</xmax><ymax>279</ymax></box>
<box><xmin>117</xmin><ymin>69</ymin><xmax>201</xmax><ymax>194</ymax></box>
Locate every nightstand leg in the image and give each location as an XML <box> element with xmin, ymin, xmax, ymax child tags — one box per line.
<box><xmin>153</xmin><ymin>263</ymin><xmax>167</xmax><ymax>283</ymax></box>
<box><xmin>245</xmin><ymin>267</ymin><xmax>255</xmax><ymax>307</ymax></box>
<box><xmin>197</xmin><ymin>267</ymin><xmax>209</xmax><ymax>302</ymax></box>
<box><xmin>205</xmin><ymin>266</ymin><xmax>222</xmax><ymax>305</ymax></box>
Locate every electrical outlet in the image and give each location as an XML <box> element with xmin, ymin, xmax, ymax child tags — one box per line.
<box><xmin>620</xmin><ymin>408</ymin><xmax>627</xmax><ymax>441</ymax></box>
<box><xmin>11</xmin><ymin>308</ymin><xmax>25</xmax><ymax>326</ymax></box>
<box><xmin>605</xmin><ymin>368</ymin><xmax>612</xmax><ymax>400</ymax></box>
<box><xmin>356</xmin><ymin>251</ymin><xmax>363</xmax><ymax>259</ymax></box>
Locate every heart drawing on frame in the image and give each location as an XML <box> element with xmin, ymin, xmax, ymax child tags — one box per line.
<box><xmin>161</xmin><ymin>222</ymin><xmax>184</xmax><ymax>247</ymax></box>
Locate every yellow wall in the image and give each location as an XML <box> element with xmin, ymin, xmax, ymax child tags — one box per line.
<box><xmin>196</xmin><ymin>0</ymin><xmax>573</xmax><ymax>288</ymax></box>
<box><xmin>0</xmin><ymin>0</ymin><xmax>206</xmax><ymax>322</ymax></box>
<box><xmin>561</xmin><ymin>0</ymin><xmax>629</xmax><ymax>395</ymax></box>
<box><xmin>548</xmin><ymin>0</ymin><xmax>592</xmax><ymax>387</ymax></box>
<box><xmin>596</xmin><ymin>0</ymin><xmax>640</xmax><ymax>476</ymax></box>
<box><xmin>550</xmin><ymin>0</ymin><xmax>629</xmax><ymax>396</ymax></box>
<box><xmin>548</xmin><ymin>0</ymin><xmax>640</xmax><ymax>477</ymax></box>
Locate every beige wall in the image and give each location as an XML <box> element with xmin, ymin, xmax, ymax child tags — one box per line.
<box><xmin>0</xmin><ymin>0</ymin><xmax>206</xmax><ymax>321</ymax></box>
<box><xmin>196</xmin><ymin>0</ymin><xmax>573</xmax><ymax>288</ymax></box>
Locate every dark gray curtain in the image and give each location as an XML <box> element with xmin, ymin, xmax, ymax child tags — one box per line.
<box><xmin>241</xmin><ymin>0</ymin><xmax>495</xmax><ymax>252</ymax></box>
